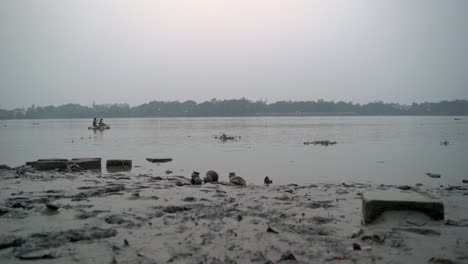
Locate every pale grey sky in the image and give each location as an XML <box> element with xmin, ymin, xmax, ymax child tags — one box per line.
<box><xmin>1</xmin><ymin>0</ymin><xmax>467</xmax><ymax>109</ymax></box>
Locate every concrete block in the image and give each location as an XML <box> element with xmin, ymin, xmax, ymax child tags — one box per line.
<box><xmin>362</xmin><ymin>190</ymin><xmax>444</xmax><ymax>224</ymax></box>
<box><xmin>146</xmin><ymin>158</ymin><xmax>172</xmax><ymax>163</ymax></box>
<box><xmin>71</xmin><ymin>158</ymin><xmax>102</xmax><ymax>170</ymax></box>
<box><xmin>33</xmin><ymin>160</ymin><xmax>68</xmax><ymax>170</ymax></box>
<box><xmin>37</xmin><ymin>159</ymin><xmax>69</xmax><ymax>162</ymax></box>
<box><xmin>106</xmin><ymin>160</ymin><xmax>132</xmax><ymax>168</ymax></box>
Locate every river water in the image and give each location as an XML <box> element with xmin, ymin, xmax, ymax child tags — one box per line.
<box><xmin>0</xmin><ymin>116</ymin><xmax>467</xmax><ymax>185</ymax></box>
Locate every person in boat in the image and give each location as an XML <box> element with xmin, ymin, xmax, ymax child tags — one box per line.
<box><xmin>98</xmin><ymin>118</ymin><xmax>105</xmax><ymax>127</ymax></box>
<box><xmin>92</xmin><ymin>117</ymin><xmax>97</xmax><ymax>127</ymax></box>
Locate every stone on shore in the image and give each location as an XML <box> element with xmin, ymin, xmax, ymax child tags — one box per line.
<box><xmin>71</xmin><ymin>158</ymin><xmax>102</xmax><ymax>170</ymax></box>
<box><xmin>191</xmin><ymin>177</ymin><xmax>202</xmax><ymax>185</ymax></box>
<box><xmin>229</xmin><ymin>175</ymin><xmax>246</xmax><ymax>186</ymax></box>
<box><xmin>362</xmin><ymin>190</ymin><xmax>444</xmax><ymax>224</ymax></box>
<box><xmin>33</xmin><ymin>159</ymin><xmax>68</xmax><ymax>171</ymax></box>
<box><xmin>206</xmin><ymin>170</ymin><xmax>219</xmax><ymax>182</ymax></box>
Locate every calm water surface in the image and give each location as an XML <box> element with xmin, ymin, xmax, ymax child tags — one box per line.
<box><xmin>1</xmin><ymin>117</ymin><xmax>467</xmax><ymax>185</ymax></box>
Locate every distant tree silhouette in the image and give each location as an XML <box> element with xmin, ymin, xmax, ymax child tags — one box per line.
<box><xmin>1</xmin><ymin>99</ymin><xmax>467</xmax><ymax>119</ymax></box>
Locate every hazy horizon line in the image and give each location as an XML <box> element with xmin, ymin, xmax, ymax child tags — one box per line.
<box><xmin>3</xmin><ymin>98</ymin><xmax>468</xmax><ymax>111</ymax></box>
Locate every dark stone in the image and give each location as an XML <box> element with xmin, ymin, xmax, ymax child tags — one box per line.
<box><xmin>191</xmin><ymin>177</ymin><xmax>202</xmax><ymax>185</ymax></box>
<box><xmin>45</xmin><ymin>203</ymin><xmax>60</xmax><ymax>211</ymax></box>
<box><xmin>206</xmin><ymin>170</ymin><xmax>219</xmax><ymax>182</ymax></box>
<box><xmin>204</xmin><ymin>174</ymin><xmax>213</xmax><ymax>183</ymax></box>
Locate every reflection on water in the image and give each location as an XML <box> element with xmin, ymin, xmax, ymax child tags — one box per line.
<box><xmin>0</xmin><ymin>117</ymin><xmax>467</xmax><ymax>185</ymax></box>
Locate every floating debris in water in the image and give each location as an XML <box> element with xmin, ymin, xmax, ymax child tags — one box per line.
<box><xmin>304</xmin><ymin>140</ymin><xmax>337</xmax><ymax>146</ymax></box>
<box><xmin>215</xmin><ymin>133</ymin><xmax>241</xmax><ymax>142</ymax></box>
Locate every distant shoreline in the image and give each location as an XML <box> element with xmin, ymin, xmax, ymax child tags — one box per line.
<box><xmin>2</xmin><ymin>99</ymin><xmax>468</xmax><ymax>119</ymax></box>
<box><xmin>1</xmin><ymin>114</ymin><xmax>467</xmax><ymax>121</ymax></box>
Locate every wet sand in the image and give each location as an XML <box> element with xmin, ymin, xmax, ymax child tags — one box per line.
<box><xmin>1</xmin><ymin>167</ymin><xmax>468</xmax><ymax>263</ymax></box>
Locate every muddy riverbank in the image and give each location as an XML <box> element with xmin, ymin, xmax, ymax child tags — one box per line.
<box><xmin>0</xmin><ymin>167</ymin><xmax>467</xmax><ymax>263</ymax></box>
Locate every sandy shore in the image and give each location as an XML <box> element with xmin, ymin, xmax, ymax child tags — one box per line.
<box><xmin>0</xmin><ymin>166</ymin><xmax>467</xmax><ymax>264</ymax></box>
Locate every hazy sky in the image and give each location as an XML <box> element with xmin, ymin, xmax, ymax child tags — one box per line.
<box><xmin>1</xmin><ymin>0</ymin><xmax>468</xmax><ymax>109</ymax></box>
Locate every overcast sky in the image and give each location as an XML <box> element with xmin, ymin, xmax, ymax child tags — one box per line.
<box><xmin>1</xmin><ymin>0</ymin><xmax>467</xmax><ymax>109</ymax></box>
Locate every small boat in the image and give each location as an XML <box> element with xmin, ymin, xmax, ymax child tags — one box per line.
<box><xmin>88</xmin><ymin>125</ymin><xmax>110</xmax><ymax>130</ymax></box>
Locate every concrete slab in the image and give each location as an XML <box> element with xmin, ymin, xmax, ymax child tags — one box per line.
<box><xmin>106</xmin><ymin>160</ymin><xmax>132</xmax><ymax>168</ymax></box>
<box><xmin>71</xmin><ymin>158</ymin><xmax>101</xmax><ymax>170</ymax></box>
<box><xmin>146</xmin><ymin>158</ymin><xmax>173</xmax><ymax>163</ymax></box>
<box><xmin>37</xmin><ymin>159</ymin><xmax>69</xmax><ymax>162</ymax></box>
<box><xmin>362</xmin><ymin>190</ymin><xmax>444</xmax><ymax>224</ymax></box>
<box><xmin>33</xmin><ymin>160</ymin><xmax>68</xmax><ymax>171</ymax></box>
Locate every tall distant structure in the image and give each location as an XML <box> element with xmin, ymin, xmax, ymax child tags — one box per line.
<box><xmin>92</xmin><ymin>101</ymin><xmax>96</xmax><ymax>109</ymax></box>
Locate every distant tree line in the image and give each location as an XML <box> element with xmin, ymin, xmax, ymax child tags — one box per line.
<box><xmin>1</xmin><ymin>99</ymin><xmax>468</xmax><ymax>119</ymax></box>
